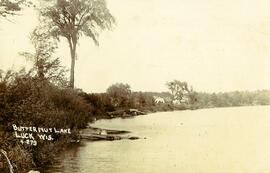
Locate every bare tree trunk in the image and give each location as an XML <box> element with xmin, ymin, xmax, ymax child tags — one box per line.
<box><xmin>70</xmin><ymin>48</ymin><xmax>75</xmax><ymax>88</ymax></box>
<box><xmin>68</xmin><ymin>37</ymin><xmax>77</xmax><ymax>88</ymax></box>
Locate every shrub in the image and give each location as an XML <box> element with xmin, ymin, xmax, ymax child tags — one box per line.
<box><xmin>0</xmin><ymin>70</ymin><xmax>92</xmax><ymax>171</ymax></box>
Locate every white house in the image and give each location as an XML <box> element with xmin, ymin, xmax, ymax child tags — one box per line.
<box><xmin>154</xmin><ymin>96</ymin><xmax>165</xmax><ymax>104</ymax></box>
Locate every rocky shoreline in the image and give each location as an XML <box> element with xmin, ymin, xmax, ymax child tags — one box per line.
<box><xmin>79</xmin><ymin>126</ymin><xmax>140</xmax><ymax>141</ymax></box>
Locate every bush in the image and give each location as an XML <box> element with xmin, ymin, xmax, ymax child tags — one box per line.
<box><xmin>0</xmin><ymin>70</ymin><xmax>92</xmax><ymax>172</ymax></box>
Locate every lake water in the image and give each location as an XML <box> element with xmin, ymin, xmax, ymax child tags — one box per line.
<box><xmin>45</xmin><ymin>106</ymin><xmax>270</xmax><ymax>173</ymax></box>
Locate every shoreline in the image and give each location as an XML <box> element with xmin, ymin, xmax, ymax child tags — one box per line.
<box><xmin>31</xmin><ymin>104</ymin><xmax>270</xmax><ymax>173</ymax></box>
<box><xmin>5</xmin><ymin>105</ymin><xmax>270</xmax><ymax>173</ymax></box>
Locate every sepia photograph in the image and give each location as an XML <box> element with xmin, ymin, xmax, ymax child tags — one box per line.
<box><xmin>0</xmin><ymin>0</ymin><xmax>270</xmax><ymax>172</ymax></box>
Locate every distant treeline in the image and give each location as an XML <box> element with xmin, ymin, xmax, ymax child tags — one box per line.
<box><xmin>79</xmin><ymin>84</ymin><xmax>270</xmax><ymax>119</ymax></box>
<box><xmin>193</xmin><ymin>90</ymin><xmax>270</xmax><ymax>108</ymax></box>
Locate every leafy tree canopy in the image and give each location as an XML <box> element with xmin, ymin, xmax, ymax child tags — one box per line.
<box><xmin>39</xmin><ymin>0</ymin><xmax>115</xmax><ymax>88</ymax></box>
<box><xmin>166</xmin><ymin>80</ymin><xmax>191</xmax><ymax>103</ymax></box>
<box><xmin>106</xmin><ymin>83</ymin><xmax>131</xmax><ymax>107</ymax></box>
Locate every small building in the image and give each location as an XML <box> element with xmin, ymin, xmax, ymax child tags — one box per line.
<box><xmin>154</xmin><ymin>96</ymin><xmax>165</xmax><ymax>104</ymax></box>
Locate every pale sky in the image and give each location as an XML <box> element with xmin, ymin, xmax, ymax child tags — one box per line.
<box><xmin>0</xmin><ymin>0</ymin><xmax>270</xmax><ymax>93</ymax></box>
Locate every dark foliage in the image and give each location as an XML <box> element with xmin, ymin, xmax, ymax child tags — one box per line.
<box><xmin>0</xmin><ymin>70</ymin><xmax>91</xmax><ymax>172</ymax></box>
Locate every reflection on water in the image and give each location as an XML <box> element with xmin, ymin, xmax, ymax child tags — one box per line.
<box><xmin>45</xmin><ymin>106</ymin><xmax>270</xmax><ymax>173</ymax></box>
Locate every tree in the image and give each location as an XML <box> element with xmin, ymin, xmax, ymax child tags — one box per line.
<box><xmin>187</xmin><ymin>90</ymin><xmax>198</xmax><ymax>105</ymax></box>
<box><xmin>166</xmin><ymin>80</ymin><xmax>191</xmax><ymax>104</ymax></box>
<box><xmin>40</xmin><ymin>0</ymin><xmax>115</xmax><ymax>88</ymax></box>
<box><xmin>106</xmin><ymin>83</ymin><xmax>131</xmax><ymax>108</ymax></box>
<box><xmin>130</xmin><ymin>92</ymin><xmax>155</xmax><ymax>108</ymax></box>
<box><xmin>20</xmin><ymin>26</ymin><xmax>68</xmax><ymax>86</ymax></box>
